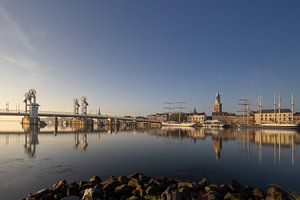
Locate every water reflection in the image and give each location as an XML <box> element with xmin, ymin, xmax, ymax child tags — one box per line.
<box><xmin>0</xmin><ymin>124</ymin><xmax>299</xmax><ymax>164</ymax></box>
<box><xmin>148</xmin><ymin>127</ymin><xmax>299</xmax><ymax>164</ymax></box>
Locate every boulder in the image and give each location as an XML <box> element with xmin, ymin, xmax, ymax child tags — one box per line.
<box><xmin>88</xmin><ymin>176</ymin><xmax>101</xmax><ymax>184</ymax></box>
<box><xmin>51</xmin><ymin>180</ymin><xmax>68</xmax><ymax>193</ymax></box>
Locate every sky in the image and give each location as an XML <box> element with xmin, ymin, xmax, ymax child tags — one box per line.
<box><xmin>0</xmin><ymin>0</ymin><xmax>300</xmax><ymax>116</ymax></box>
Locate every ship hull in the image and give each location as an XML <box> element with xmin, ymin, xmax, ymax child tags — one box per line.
<box><xmin>161</xmin><ymin>122</ymin><xmax>196</xmax><ymax>127</ymax></box>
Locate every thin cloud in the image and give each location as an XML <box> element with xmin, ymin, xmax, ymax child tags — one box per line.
<box><xmin>1</xmin><ymin>55</ymin><xmax>39</xmax><ymax>72</ymax></box>
<box><xmin>0</xmin><ymin>3</ymin><xmax>37</xmax><ymax>53</ymax></box>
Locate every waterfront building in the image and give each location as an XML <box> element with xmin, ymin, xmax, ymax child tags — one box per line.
<box><xmin>147</xmin><ymin>113</ymin><xmax>169</xmax><ymax>122</ymax></box>
<box><xmin>254</xmin><ymin>109</ymin><xmax>293</xmax><ymax>125</ymax></box>
<box><xmin>187</xmin><ymin>112</ymin><xmax>207</xmax><ymax>124</ymax></box>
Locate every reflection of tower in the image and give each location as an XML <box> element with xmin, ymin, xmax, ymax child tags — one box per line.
<box><xmin>214</xmin><ymin>91</ymin><xmax>222</xmax><ymax>113</ymax></box>
<box><xmin>24</xmin><ymin>126</ymin><xmax>39</xmax><ymax>159</ymax></box>
<box><xmin>74</xmin><ymin>133</ymin><xmax>88</xmax><ymax>152</ymax></box>
<box><xmin>212</xmin><ymin>137</ymin><xmax>222</xmax><ymax>161</ymax></box>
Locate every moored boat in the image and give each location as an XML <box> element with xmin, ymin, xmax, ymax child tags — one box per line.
<box><xmin>161</xmin><ymin>122</ymin><xmax>197</xmax><ymax>127</ymax></box>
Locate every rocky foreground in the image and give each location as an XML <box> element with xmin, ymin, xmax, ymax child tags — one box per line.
<box><xmin>24</xmin><ymin>173</ymin><xmax>296</xmax><ymax>200</ymax></box>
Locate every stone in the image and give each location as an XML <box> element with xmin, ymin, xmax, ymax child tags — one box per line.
<box><xmin>198</xmin><ymin>178</ymin><xmax>208</xmax><ymax>187</ymax></box>
<box><xmin>82</xmin><ymin>188</ymin><xmax>94</xmax><ymax>200</ymax></box>
<box><xmin>229</xmin><ymin>179</ymin><xmax>242</xmax><ymax>192</ymax></box>
<box><xmin>178</xmin><ymin>181</ymin><xmax>193</xmax><ymax>189</ymax></box>
<box><xmin>61</xmin><ymin>196</ymin><xmax>80</xmax><ymax>200</ymax></box>
<box><xmin>67</xmin><ymin>182</ymin><xmax>80</xmax><ymax>196</ymax></box>
<box><xmin>128</xmin><ymin>172</ymin><xmax>143</xmax><ymax>180</ymax></box>
<box><xmin>89</xmin><ymin>175</ymin><xmax>101</xmax><ymax>184</ymax></box>
<box><xmin>28</xmin><ymin>188</ymin><xmax>48</xmax><ymax>199</ymax></box>
<box><xmin>118</xmin><ymin>176</ymin><xmax>129</xmax><ymax>184</ymax></box>
<box><xmin>114</xmin><ymin>184</ymin><xmax>134</xmax><ymax>195</ymax></box>
<box><xmin>161</xmin><ymin>186</ymin><xmax>182</xmax><ymax>200</ymax></box>
<box><xmin>253</xmin><ymin>188</ymin><xmax>264</xmax><ymax>199</ymax></box>
<box><xmin>128</xmin><ymin>179</ymin><xmax>140</xmax><ymax>188</ymax></box>
<box><xmin>51</xmin><ymin>180</ymin><xmax>68</xmax><ymax>193</ymax></box>
<box><xmin>145</xmin><ymin>186</ymin><xmax>160</xmax><ymax>196</ymax></box>
<box><xmin>39</xmin><ymin>193</ymin><xmax>55</xmax><ymax>200</ymax></box>
<box><xmin>102</xmin><ymin>179</ymin><xmax>120</xmax><ymax>192</ymax></box>
<box><xmin>224</xmin><ymin>192</ymin><xmax>232</xmax><ymax>200</ymax></box>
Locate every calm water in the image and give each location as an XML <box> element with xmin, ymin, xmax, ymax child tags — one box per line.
<box><xmin>0</xmin><ymin>121</ymin><xmax>300</xmax><ymax>199</ymax></box>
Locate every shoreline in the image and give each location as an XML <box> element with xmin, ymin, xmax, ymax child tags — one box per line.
<box><xmin>23</xmin><ymin>173</ymin><xmax>297</xmax><ymax>200</ymax></box>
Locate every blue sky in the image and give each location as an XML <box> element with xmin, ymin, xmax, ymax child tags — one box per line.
<box><xmin>0</xmin><ymin>0</ymin><xmax>300</xmax><ymax>116</ymax></box>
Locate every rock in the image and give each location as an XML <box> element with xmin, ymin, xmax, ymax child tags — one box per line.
<box><xmin>61</xmin><ymin>196</ymin><xmax>80</xmax><ymax>200</ymax></box>
<box><xmin>161</xmin><ymin>186</ymin><xmax>182</xmax><ymax>200</ymax></box>
<box><xmin>229</xmin><ymin>179</ymin><xmax>243</xmax><ymax>192</ymax></box>
<box><xmin>51</xmin><ymin>180</ymin><xmax>68</xmax><ymax>193</ymax></box>
<box><xmin>148</xmin><ymin>178</ymin><xmax>162</xmax><ymax>187</ymax></box>
<box><xmin>54</xmin><ymin>193</ymin><xmax>65</xmax><ymax>199</ymax></box>
<box><xmin>89</xmin><ymin>176</ymin><xmax>101</xmax><ymax>184</ymax></box>
<box><xmin>205</xmin><ymin>191</ymin><xmax>224</xmax><ymax>200</ymax></box>
<box><xmin>28</xmin><ymin>188</ymin><xmax>48</xmax><ymax>199</ymax></box>
<box><xmin>118</xmin><ymin>176</ymin><xmax>129</xmax><ymax>184</ymax></box>
<box><xmin>128</xmin><ymin>179</ymin><xmax>140</xmax><ymax>188</ymax></box>
<box><xmin>114</xmin><ymin>184</ymin><xmax>134</xmax><ymax>195</ymax></box>
<box><xmin>81</xmin><ymin>188</ymin><xmax>94</xmax><ymax>200</ymax></box>
<box><xmin>224</xmin><ymin>192</ymin><xmax>232</xmax><ymax>200</ymax></box>
<box><xmin>102</xmin><ymin>179</ymin><xmax>120</xmax><ymax>192</ymax></box>
<box><xmin>145</xmin><ymin>186</ymin><xmax>160</xmax><ymax>196</ymax></box>
<box><xmin>39</xmin><ymin>193</ymin><xmax>55</xmax><ymax>200</ymax></box>
<box><xmin>230</xmin><ymin>193</ymin><xmax>249</xmax><ymax>200</ymax></box>
<box><xmin>253</xmin><ymin>188</ymin><xmax>264</xmax><ymax>199</ymax></box>
<box><xmin>127</xmin><ymin>196</ymin><xmax>141</xmax><ymax>200</ymax></box>
<box><xmin>79</xmin><ymin>182</ymin><xmax>95</xmax><ymax>191</ymax></box>
<box><xmin>178</xmin><ymin>181</ymin><xmax>193</xmax><ymax>189</ymax></box>
<box><xmin>198</xmin><ymin>178</ymin><xmax>208</xmax><ymax>187</ymax></box>
<box><xmin>128</xmin><ymin>172</ymin><xmax>143</xmax><ymax>180</ymax></box>
<box><xmin>67</xmin><ymin>182</ymin><xmax>80</xmax><ymax>196</ymax></box>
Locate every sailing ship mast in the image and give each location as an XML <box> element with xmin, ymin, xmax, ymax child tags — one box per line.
<box><xmin>291</xmin><ymin>93</ymin><xmax>295</xmax><ymax>124</ymax></box>
<box><xmin>278</xmin><ymin>94</ymin><xmax>281</xmax><ymax>124</ymax></box>
<box><xmin>274</xmin><ymin>92</ymin><xmax>276</xmax><ymax>123</ymax></box>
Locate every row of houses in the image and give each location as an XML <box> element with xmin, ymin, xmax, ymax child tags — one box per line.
<box><xmin>147</xmin><ymin>92</ymin><xmax>300</xmax><ymax>125</ymax></box>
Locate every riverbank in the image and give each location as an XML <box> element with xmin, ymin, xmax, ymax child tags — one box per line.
<box><xmin>23</xmin><ymin>172</ymin><xmax>297</xmax><ymax>200</ymax></box>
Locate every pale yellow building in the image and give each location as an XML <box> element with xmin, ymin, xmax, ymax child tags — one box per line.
<box><xmin>254</xmin><ymin>109</ymin><xmax>293</xmax><ymax>125</ymax></box>
<box><xmin>187</xmin><ymin>112</ymin><xmax>207</xmax><ymax>123</ymax></box>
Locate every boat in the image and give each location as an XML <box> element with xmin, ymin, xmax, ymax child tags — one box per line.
<box><xmin>161</xmin><ymin>122</ymin><xmax>196</xmax><ymax>127</ymax></box>
<box><xmin>202</xmin><ymin>120</ymin><xmax>225</xmax><ymax>128</ymax></box>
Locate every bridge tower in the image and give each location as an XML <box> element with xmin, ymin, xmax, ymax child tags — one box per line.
<box><xmin>73</xmin><ymin>98</ymin><xmax>80</xmax><ymax>115</ymax></box>
<box><xmin>22</xmin><ymin>89</ymin><xmax>40</xmax><ymax>125</ymax></box>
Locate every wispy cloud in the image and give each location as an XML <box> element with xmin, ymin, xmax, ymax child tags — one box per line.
<box><xmin>0</xmin><ymin>3</ymin><xmax>37</xmax><ymax>54</ymax></box>
<box><xmin>0</xmin><ymin>3</ymin><xmax>43</xmax><ymax>76</ymax></box>
<box><xmin>1</xmin><ymin>55</ymin><xmax>39</xmax><ymax>72</ymax></box>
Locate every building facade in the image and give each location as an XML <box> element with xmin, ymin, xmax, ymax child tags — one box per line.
<box><xmin>187</xmin><ymin>112</ymin><xmax>207</xmax><ymax>123</ymax></box>
<box><xmin>147</xmin><ymin>113</ymin><xmax>168</xmax><ymax>122</ymax></box>
<box><xmin>254</xmin><ymin>109</ymin><xmax>293</xmax><ymax>125</ymax></box>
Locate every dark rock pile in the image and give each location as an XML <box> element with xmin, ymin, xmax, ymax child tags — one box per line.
<box><xmin>23</xmin><ymin>172</ymin><xmax>294</xmax><ymax>200</ymax></box>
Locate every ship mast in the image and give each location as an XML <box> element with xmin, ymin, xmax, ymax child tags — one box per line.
<box><xmin>278</xmin><ymin>94</ymin><xmax>281</xmax><ymax>124</ymax></box>
<box><xmin>291</xmin><ymin>93</ymin><xmax>295</xmax><ymax>124</ymax></box>
<box><xmin>274</xmin><ymin>92</ymin><xmax>276</xmax><ymax>123</ymax></box>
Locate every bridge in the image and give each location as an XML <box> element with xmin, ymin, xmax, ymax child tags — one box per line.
<box><xmin>0</xmin><ymin>89</ymin><xmax>161</xmax><ymax>128</ymax></box>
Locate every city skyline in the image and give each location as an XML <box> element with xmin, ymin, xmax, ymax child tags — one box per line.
<box><xmin>1</xmin><ymin>1</ymin><xmax>300</xmax><ymax>116</ymax></box>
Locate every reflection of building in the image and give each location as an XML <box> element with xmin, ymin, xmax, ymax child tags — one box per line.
<box><xmin>254</xmin><ymin>109</ymin><xmax>293</xmax><ymax>125</ymax></box>
<box><xmin>212</xmin><ymin>137</ymin><xmax>222</xmax><ymax>161</ymax></box>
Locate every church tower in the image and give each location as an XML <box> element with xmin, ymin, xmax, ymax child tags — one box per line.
<box><xmin>214</xmin><ymin>91</ymin><xmax>222</xmax><ymax>113</ymax></box>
